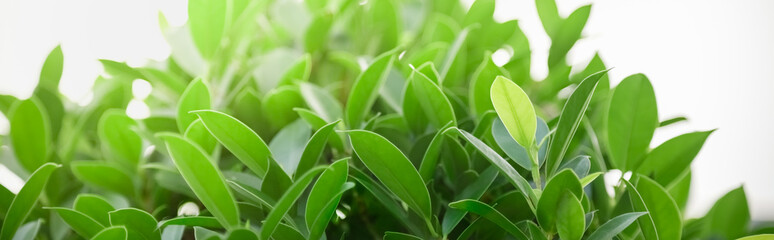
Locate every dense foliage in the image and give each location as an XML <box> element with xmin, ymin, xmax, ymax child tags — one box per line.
<box><xmin>0</xmin><ymin>0</ymin><xmax>769</xmax><ymax>239</ymax></box>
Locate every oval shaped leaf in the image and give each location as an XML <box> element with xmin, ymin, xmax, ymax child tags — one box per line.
<box><xmin>306</xmin><ymin>159</ymin><xmax>351</xmax><ymax>240</ymax></box>
<box><xmin>490</xmin><ymin>76</ymin><xmax>536</xmax><ymax>148</ymax></box>
<box><xmin>624</xmin><ymin>175</ymin><xmax>681</xmax><ymax>240</ymax></box>
<box><xmin>345</xmin><ymin>52</ymin><xmax>395</xmax><ymax>128</ymax></box>
<box><xmin>348</xmin><ymin>130</ymin><xmax>432</xmax><ymax>219</ymax></box>
<box><xmin>192</xmin><ymin>110</ymin><xmax>271</xmax><ymax>178</ymax></box>
<box><xmin>177</xmin><ymin>78</ymin><xmax>211</xmax><ymax>133</ymax></box>
<box><xmin>98</xmin><ymin>110</ymin><xmax>142</xmax><ymax>166</ymax></box>
<box><xmin>448</xmin><ymin>199</ymin><xmax>529</xmax><ymax>239</ymax></box>
<box><xmin>608</xmin><ymin>74</ymin><xmax>658</xmax><ymax>170</ymax></box>
<box><xmin>405</xmin><ymin>70</ymin><xmax>456</xmax><ymax>130</ymax></box>
<box><xmin>108</xmin><ymin>208</ymin><xmax>160</xmax><ymax>240</ymax></box>
<box><xmin>9</xmin><ymin>98</ymin><xmax>51</xmax><ymax>172</ymax></box>
<box><xmin>47</xmin><ymin>208</ymin><xmax>104</xmax><ymax>239</ymax></box>
<box><xmin>537</xmin><ymin>169</ymin><xmax>582</xmax><ymax>232</ymax></box>
<box><xmin>188</xmin><ymin>0</ymin><xmax>226</xmax><ymax>59</ymax></box>
<box><xmin>296</xmin><ymin>120</ymin><xmax>340</xmax><ymax>179</ymax></box>
<box><xmin>74</xmin><ymin>194</ymin><xmax>115</xmax><ymax>226</ymax></box>
<box><xmin>70</xmin><ymin>161</ymin><xmax>135</xmax><ymax>197</ymax></box>
<box><xmin>91</xmin><ymin>226</ymin><xmax>127</xmax><ymax>240</ymax></box>
<box><xmin>259</xmin><ymin>166</ymin><xmax>326</xmax><ymax>240</ymax></box>
<box><xmin>159</xmin><ymin>133</ymin><xmax>240</xmax><ymax>228</ymax></box>
<box><xmin>637</xmin><ymin>130</ymin><xmax>713</xmax><ymax>186</ymax></box>
<box><xmin>556</xmin><ymin>192</ymin><xmax>585</xmax><ymax>240</ymax></box>
<box><xmin>587</xmin><ymin>212</ymin><xmax>647</xmax><ymax>240</ymax></box>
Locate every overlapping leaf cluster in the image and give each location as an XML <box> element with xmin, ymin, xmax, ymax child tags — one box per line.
<box><xmin>0</xmin><ymin>0</ymin><xmax>769</xmax><ymax>239</ymax></box>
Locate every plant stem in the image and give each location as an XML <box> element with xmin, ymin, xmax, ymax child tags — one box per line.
<box><xmin>529</xmin><ymin>146</ymin><xmax>542</xmax><ymax>189</ymax></box>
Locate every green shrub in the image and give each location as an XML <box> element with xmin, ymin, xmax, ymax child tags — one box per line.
<box><xmin>0</xmin><ymin>0</ymin><xmax>768</xmax><ymax>239</ymax></box>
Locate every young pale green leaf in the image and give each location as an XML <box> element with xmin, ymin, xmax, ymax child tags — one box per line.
<box><xmin>304</xmin><ymin>13</ymin><xmax>333</xmax><ymax>53</ymax></box>
<box><xmin>0</xmin><ymin>163</ymin><xmax>59</xmax><ymax>240</ymax></box>
<box><xmin>470</xmin><ymin>52</ymin><xmax>508</xmax><ymax>117</ymax></box>
<box><xmin>9</xmin><ymin>98</ymin><xmax>51</xmax><ymax>172</ymax></box>
<box><xmin>98</xmin><ymin>109</ymin><xmax>142</xmax><ymax>166</ymax></box>
<box><xmin>537</xmin><ymin>169</ymin><xmax>583</xmax><ymax>233</ymax></box>
<box><xmin>259</xmin><ymin>166</ymin><xmax>326</xmax><ymax>240</ymax></box>
<box><xmin>176</xmin><ymin>78</ymin><xmax>211</xmax><ymax>133</ymax></box>
<box><xmin>299</xmin><ymin>82</ymin><xmax>342</xmax><ymax>123</ymax></box>
<box><xmin>306</xmin><ymin>159</ymin><xmax>352</xmax><ymax>240</ymax></box>
<box><xmin>296</xmin><ymin>120</ymin><xmax>340</xmax><ymax>179</ymax></box>
<box><xmin>441</xmin><ymin>166</ymin><xmax>499</xmax><ymax>237</ymax></box>
<box><xmin>38</xmin><ymin>45</ymin><xmax>64</xmax><ymax>91</ymax></box>
<box><xmin>704</xmin><ymin>186</ymin><xmax>749</xmax><ymax>239</ymax></box>
<box><xmin>47</xmin><ymin>208</ymin><xmax>104</xmax><ymax>239</ymax></box>
<box><xmin>279</xmin><ymin>54</ymin><xmax>312</xmax><ymax>86</ymax></box>
<box><xmin>555</xmin><ymin>192</ymin><xmax>585</xmax><ymax>240</ymax></box>
<box><xmin>347</xmin><ymin>130</ymin><xmax>433</xmax><ymax>220</ymax></box>
<box><xmin>70</xmin><ymin>161</ymin><xmax>135</xmax><ymax>197</ymax></box>
<box><xmin>73</xmin><ymin>194</ymin><xmax>115</xmax><ymax>226</ymax></box>
<box><xmin>447</xmin><ymin>128</ymin><xmax>537</xmax><ymax>210</ymax></box>
<box><xmin>624</xmin><ymin>176</ymin><xmax>682</xmax><ymax>240</ymax></box>
<box><xmin>406</xmin><ymin>70</ymin><xmax>456</xmax><ymax>129</ymax></box>
<box><xmin>184</xmin><ymin>119</ymin><xmax>218</xmax><ymax>155</ymax></box>
<box><xmin>608</xmin><ymin>74</ymin><xmax>658</xmax><ymax>170</ymax></box>
<box><xmin>192</xmin><ymin>110</ymin><xmax>270</xmax><ymax>178</ymax></box>
<box><xmin>158</xmin><ymin>216</ymin><xmax>223</xmax><ymax>229</ymax></box>
<box><xmin>188</xmin><ymin>0</ymin><xmax>226</xmax><ymax>59</ymax></box>
<box><xmin>345</xmin><ymin>52</ymin><xmax>395</xmax><ymax>129</ymax></box>
<box><xmin>490</xmin><ymin>76</ymin><xmax>537</xmax><ymax>148</ymax></box>
<box><xmin>448</xmin><ymin>199</ymin><xmax>529</xmax><ymax>240</ymax></box>
<box><xmin>587</xmin><ymin>212</ymin><xmax>647</xmax><ymax>240</ymax></box>
<box><xmin>269</xmin><ymin>120</ymin><xmax>311</xmax><ymax>176</ymax></box>
<box><xmin>91</xmin><ymin>226</ymin><xmax>127</xmax><ymax>240</ymax></box>
<box><xmin>159</xmin><ymin>133</ymin><xmax>240</xmax><ymax>229</ymax></box>
<box><xmin>108</xmin><ymin>208</ymin><xmax>160</xmax><ymax>240</ymax></box>
<box><xmin>637</xmin><ymin>130</ymin><xmax>713</xmax><ymax>186</ymax></box>
<box><xmin>384</xmin><ymin>231</ymin><xmax>423</xmax><ymax>240</ymax></box>
<box><xmin>546</xmin><ymin>69</ymin><xmax>608</xmax><ymax>177</ymax></box>
<box><xmin>580</xmin><ymin>172</ymin><xmax>603</xmax><ymax>187</ymax></box>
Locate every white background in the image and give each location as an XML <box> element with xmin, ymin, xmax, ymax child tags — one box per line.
<box><xmin>1</xmin><ymin>0</ymin><xmax>773</xmax><ymax>220</ymax></box>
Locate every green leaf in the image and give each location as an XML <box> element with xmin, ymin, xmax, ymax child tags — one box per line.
<box><xmin>9</xmin><ymin>98</ymin><xmax>51</xmax><ymax>172</ymax></box>
<box><xmin>296</xmin><ymin>120</ymin><xmax>340</xmax><ymax>179</ymax></box>
<box><xmin>470</xmin><ymin>52</ymin><xmax>508</xmax><ymax>117</ymax></box>
<box><xmin>348</xmin><ymin>168</ymin><xmax>421</xmax><ymax>234</ymax></box>
<box><xmin>405</xmin><ymin>70</ymin><xmax>456</xmax><ymax>129</ymax></box>
<box><xmin>537</xmin><ymin>169</ymin><xmax>582</xmax><ymax>233</ymax></box>
<box><xmin>98</xmin><ymin>109</ymin><xmax>142</xmax><ymax>166</ymax></box>
<box><xmin>226</xmin><ymin>228</ymin><xmax>258</xmax><ymax>240</ymax></box>
<box><xmin>624</xmin><ymin>176</ymin><xmax>681</xmax><ymax>240</ymax></box>
<box><xmin>587</xmin><ymin>212</ymin><xmax>647</xmax><ymax>240</ymax></box>
<box><xmin>441</xmin><ymin>166</ymin><xmax>499</xmax><ymax>236</ymax></box>
<box><xmin>70</xmin><ymin>161</ymin><xmax>135</xmax><ymax>197</ymax></box>
<box><xmin>345</xmin><ymin>52</ymin><xmax>395</xmax><ymax>128</ymax></box>
<box><xmin>73</xmin><ymin>194</ymin><xmax>115</xmax><ymax>226</ymax></box>
<box><xmin>299</xmin><ymin>83</ymin><xmax>342</xmax><ymax>123</ymax></box>
<box><xmin>192</xmin><ymin>110</ymin><xmax>271</xmax><ymax>178</ymax></box>
<box><xmin>177</xmin><ymin>78</ymin><xmax>211</xmax><ymax>133</ymax></box>
<box><xmin>491</xmin><ymin>117</ymin><xmax>548</xmax><ymax>170</ymax></box>
<box><xmin>184</xmin><ymin>119</ymin><xmax>218</xmax><ymax>155</ymax></box>
<box><xmin>158</xmin><ymin>216</ymin><xmax>223</xmax><ymax>229</ymax></box>
<box><xmin>659</xmin><ymin>116</ymin><xmax>688</xmax><ymax>127</ymax></box>
<box><xmin>304</xmin><ymin>13</ymin><xmax>333</xmax><ymax>53</ymax></box>
<box><xmin>447</xmin><ymin>128</ymin><xmax>537</xmax><ymax>210</ymax></box>
<box><xmin>384</xmin><ymin>231</ymin><xmax>423</xmax><ymax>240</ymax></box>
<box><xmin>546</xmin><ymin>69</ymin><xmax>608</xmax><ymax>176</ymax></box>
<box><xmin>580</xmin><ymin>172</ymin><xmax>603</xmax><ymax>187</ymax></box>
<box><xmin>535</xmin><ymin>0</ymin><xmax>561</xmax><ymax>37</ymax></box>
<box><xmin>158</xmin><ymin>133</ymin><xmax>240</xmax><ymax>228</ymax></box>
<box><xmin>347</xmin><ymin>130</ymin><xmax>433</xmax><ymax>220</ymax></box>
<box><xmin>38</xmin><ymin>45</ymin><xmax>64</xmax><ymax>91</ymax></box>
<box><xmin>279</xmin><ymin>54</ymin><xmax>312</xmax><ymax>86</ymax></box>
<box><xmin>490</xmin><ymin>76</ymin><xmax>536</xmax><ymax>148</ymax></box>
<box><xmin>418</xmin><ymin>123</ymin><xmax>453</xmax><ymax>182</ymax></box>
<box><xmin>47</xmin><ymin>208</ymin><xmax>104</xmax><ymax>239</ymax></box>
<box><xmin>259</xmin><ymin>166</ymin><xmax>326</xmax><ymax>240</ymax></box>
<box><xmin>108</xmin><ymin>208</ymin><xmax>160</xmax><ymax>240</ymax></box>
<box><xmin>273</xmin><ymin>223</ymin><xmax>305</xmax><ymax>240</ymax></box>
<box><xmin>91</xmin><ymin>226</ymin><xmax>127</xmax><ymax>240</ymax></box>
<box><xmin>555</xmin><ymin>192</ymin><xmax>585</xmax><ymax>240</ymax></box>
<box><xmin>704</xmin><ymin>186</ymin><xmax>749</xmax><ymax>239</ymax></box>
<box><xmin>263</xmin><ymin>86</ymin><xmax>305</xmax><ymax>130</ymax></box>
<box><xmin>637</xmin><ymin>130</ymin><xmax>713</xmax><ymax>186</ymax></box>
<box><xmin>0</xmin><ymin>163</ymin><xmax>60</xmax><ymax>240</ymax></box>
<box><xmin>739</xmin><ymin>234</ymin><xmax>774</xmax><ymax>240</ymax></box>
<box><xmin>269</xmin><ymin>119</ymin><xmax>311</xmax><ymax>176</ymax></box>
<box><xmin>547</xmin><ymin>5</ymin><xmax>590</xmax><ymax>67</ymax></box>
<box><xmin>608</xmin><ymin>74</ymin><xmax>659</xmax><ymax>170</ymax></box>
<box><xmin>306</xmin><ymin>159</ymin><xmax>351</xmax><ymax>240</ymax></box>
<box><xmin>558</xmin><ymin>155</ymin><xmax>591</xmax><ymax>179</ymax></box>
<box><xmin>448</xmin><ymin>199</ymin><xmax>529</xmax><ymax>240</ymax></box>
<box><xmin>188</xmin><ymin>0</ymin><xmax>226</xmax><ymax>59</ymax></box>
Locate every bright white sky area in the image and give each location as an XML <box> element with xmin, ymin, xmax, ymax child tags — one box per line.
<box><xmin>1</xmin><ymin>0</ymin><xmax>773</xmax><ymax>220</ymax></box>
